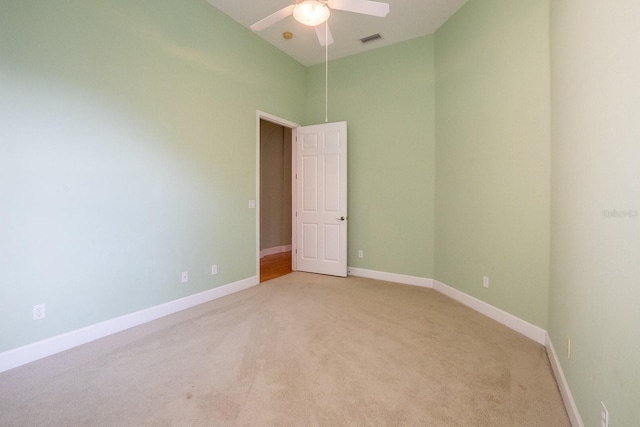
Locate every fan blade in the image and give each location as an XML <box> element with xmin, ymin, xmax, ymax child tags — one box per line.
<box><xmin>250</xmin><ymin>5</ymin><xmax>296</xmax><ymax>32</ymax></box>
<box><xmin>315</xmin><ymin>22</ymin><xmax>334</xmax><ymax>46</ymax></box>
<box><xmin>328</xmin><ymin>0</ymin><xmax>389</xmax><ymax>17</ymax></box>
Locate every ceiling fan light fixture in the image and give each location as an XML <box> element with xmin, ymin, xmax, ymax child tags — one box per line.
<box><xmin>293</xmin><ymin>1</ymin><xmax>331</xmax><ymax>27</ymax></box>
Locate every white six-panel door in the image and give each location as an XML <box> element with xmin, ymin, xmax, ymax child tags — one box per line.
<box><xmin>295</xmin><ymin>121</ymin><xmax>347</xmax><ymax>277</ymax></box>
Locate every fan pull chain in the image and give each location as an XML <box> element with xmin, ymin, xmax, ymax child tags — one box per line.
<box><xmin>325</xmin><ymin>21</ymin><xmax>329</xmax><ymax>123</ymax></box>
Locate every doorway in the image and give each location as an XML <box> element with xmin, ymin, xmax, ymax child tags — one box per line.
<box><xmin>257</xmin><ymin>112</ymin><xmax>298</xmax><ymax>282</ymax></box>
<box><xmin>256</xmin><ymin>112</ymin><xmax>348</xmax><ymax>281</ymax></box>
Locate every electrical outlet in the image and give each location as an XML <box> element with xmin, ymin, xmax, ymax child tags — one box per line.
<box><xmin>358</xmin><ymin>250</ymin><xmax>363</xmax><ymax>258</ymax></box>
<box><xmin>567</xmin><ymin>337</ymin><xmax>571</xmax><ymax>359</ymax></box>
<box><xmin>600</xmin><ymin>401</ymin><xmax>609</xmax><ymax>427</ymax></box>
<box><xmin>483</xmin><ymin>276</ymin><xmax>489</xmax><ymax>288</ymax></box>
<box><xmin>33</xmin><ymin>304</ymin><xmax>45</xmax><ymax>320</ymax></box>
<box><xmin>211</xmin><ymin>265</ymin><xmax>218</xmax><ymax>275</ymax></box>
<box><xmin>181</xmin><ymin>271</ymin><xmax>189</xmax><ymax>283</ymax></box>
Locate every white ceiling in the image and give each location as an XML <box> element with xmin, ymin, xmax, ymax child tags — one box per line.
<box><xmin>206</xmin><ymin>0</ymin><xmax>468</xmax><ymax>67</ymax></box>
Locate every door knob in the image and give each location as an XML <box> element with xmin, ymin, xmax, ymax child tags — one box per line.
<box><xmin>337</xmin><ymin>216</ymin><xmax>346</xmax><ymax>221</ymax></box>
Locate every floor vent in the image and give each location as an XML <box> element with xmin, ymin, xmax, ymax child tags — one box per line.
<box><xmin>360</xmin><ymin>33</ymin><xmax>382</xmax><ymax>44</ymax></box>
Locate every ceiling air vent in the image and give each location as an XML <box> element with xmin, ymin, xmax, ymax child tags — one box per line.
<box><xmin>360</xmin><ymin>33</ymin><xmax>382</xmax><ymax>44</ymax></box>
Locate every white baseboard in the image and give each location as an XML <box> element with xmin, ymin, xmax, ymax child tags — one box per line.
<box><xmin>0</xmin><ymin>275</ymin><xmax>259</xmax><ymax>374</ymax></box>
<box><xmin>349</xmin><ymin>269</ymin><xmax>579</xmax><ymax>422</ymax></box>
<box><xmin>348</xmin><ymin>268</ymin><xmax>546</xmax><ymax>345</ymax></box>
<box><xmin>433</xmin><ymin>280</ymin><xmax>547</xmax><ymax>345</ymax></box>
<box><xmin>1</xmin><ymin>269</ymin><xmax>582</xmax><ymax>426</ymax></box>
<box><xmin>260</xmin><ymin>245</ymin><xmax>292</xmax><ymax>258</ymax></box>
<box><xmin>348</xmin><ymin>267</ymin><xmax>433</xmax><ymax>288</ymax></box>
<box><xmin>546</xmin><ymin>335</ymin><xmax>585</xmax><ymax>427</ymax></box>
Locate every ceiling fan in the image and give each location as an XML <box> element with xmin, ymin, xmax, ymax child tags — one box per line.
<box><xmin>250</xmin><ymin>0</ymin><xmax>390</xmax><ymax>47</ymax></box>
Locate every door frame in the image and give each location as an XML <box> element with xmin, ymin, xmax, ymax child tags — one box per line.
<box><xmin>255</xmin><ymin>111</ymin><xmax>299</xmax><ymax>278</ymax></box>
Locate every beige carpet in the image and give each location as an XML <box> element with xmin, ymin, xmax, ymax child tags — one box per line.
<box><xmin>0</xmin><ymin>273</ymin><xmax>570</xmax><ymax>426</ymax></box>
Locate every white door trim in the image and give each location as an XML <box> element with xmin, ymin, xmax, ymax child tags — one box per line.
<box><xmin>255</xmin><ymin>111</ymin><xmax>299</xmax><ymax>276</ymax></box>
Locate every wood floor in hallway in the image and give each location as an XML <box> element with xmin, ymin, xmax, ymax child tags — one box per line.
<box><xmin>260</xmin><ymin>251</ymin><xmax>292</xmax><ymax>282</ymax></box>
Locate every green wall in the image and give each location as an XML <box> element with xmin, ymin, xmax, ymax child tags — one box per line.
<box><xmin>550</xmin><ymin>0</ymin><xmax>640</xmax><ymax>425</ymax></box>
<box><xmin>305</xmin><ymin>37</ymin><xmax>436</xmax><ymax>278</ymax></box>
<box><xmin>0</xmin><ymin>0</ymin><xmax>306</xmax><ymax>352</ymax></box>
<box><xmin>434</xmin><ymin>0</ymin><xmax>551</xmax><ymax>328</ymax></box>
